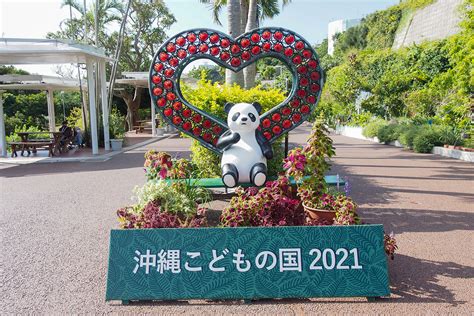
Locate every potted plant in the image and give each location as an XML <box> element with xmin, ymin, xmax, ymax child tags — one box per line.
<box><xmin>283</xmin><ymin>116</ymin><xmax>342</xmax><ymax>223</ymax></box>
<box><xmin>109</xmin><ymin>108</ymin><xmax>126</xmax><ymax>151</ymax></box>
<box><xmin>154</xmin><ymin>115</ymin><xmax>165</xmax><ymax>136</ymax></box>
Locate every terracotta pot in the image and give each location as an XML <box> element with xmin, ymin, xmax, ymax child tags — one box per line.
<box><xmin>444</xmin><ymin>144</ymin><xmax>449</xmax><ymax>148</ymax></box>
<box><xmin>302</xmin><ymin>202</ymin><xmax>336</xmax><ymax>222</ymax></box>
<box><xmin>461</xmin><ymin>147</ymin><xmax>474</xmax><ymax>152</ymax></box>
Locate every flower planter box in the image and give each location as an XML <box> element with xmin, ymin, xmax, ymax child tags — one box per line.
<box><xmin>106</xmin><ymin>224</ymin><xmax>389</xmax><ymax>304</ymax></box>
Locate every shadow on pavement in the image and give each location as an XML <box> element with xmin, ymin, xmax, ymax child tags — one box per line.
<box><xmin>0</xmin><ymin>150</ymin><xmax>192</xmax><ymax>178</ymax></box>
<box><xmin>388</xmin><ymin>254</ymin><xmax>473</xmax><ymax>305</ymax></box>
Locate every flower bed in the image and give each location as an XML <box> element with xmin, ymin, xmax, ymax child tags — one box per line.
<box><xmin>116</xmin><ymin>118</ymin><xmax>397</xmax><ymax>259</ymax></box>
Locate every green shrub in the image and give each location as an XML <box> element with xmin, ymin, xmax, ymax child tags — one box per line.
<box><xmin>184</xmin><ymin>79</ymin><xmax>287</xmax><ymax>177</ymax></box>
<box><xmin>398</xmin><ymin>125</ymin><xmax>421</xmax><ymax>148</ymax></box>
<box><xmin>362</xmin><ymin>119</ymin><xmax>389</xmax><ymax>138</ymax></box>
<box><xmin>109</xmin><ymin>108</ymin><xmax>126</xmax><ymax>139</ymax></box>
<box><xmin>377</xmin><ymin>123</ymin><xmax>403</xmax><ymax>144</ymax></box>
<box><xmin>435</xmin><ymin>125</ymin><xmax>463</xmax><ymax>146</ymax></box>
<box><xmin>190</xmin><ymin>139</ymin><xmax>285</xmax><ymax>178</ymax></box>
<box><xmin>348</xmin><ymin>112</ymin><xmax>372</xmax><ymax>127</ymax></box>
<box><xmin>413</xmin><ymin>128</ymin><xmax>442</xmax><ymax>153</ymax></box>
<box><xmin>189</xmin><ymin>140</ymin><xmax>221</xmax><ymax>178</ymax></box>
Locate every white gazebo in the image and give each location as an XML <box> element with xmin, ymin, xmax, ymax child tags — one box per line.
<box><xmin>0</xmin><ymin>38</ymin><xmax>113</xmax><ymax>156</ymax></box>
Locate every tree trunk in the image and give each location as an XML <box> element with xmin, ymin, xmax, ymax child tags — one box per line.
<box><xmin>118</xmin><ymin>87</ymin><xmax>142</xmax><ymax>131</ymax></box>
<box><xmin>244</xmin><ymin>0</ymin><xmax>258</xmax><ymax>89</ymax></box>
<box><xmin>226</xmin><ymin>0</ymin><xmax>245</xmax><ymax>87</ymax></box>
<box><xmin>240</xmin><ymin>0</ymin><xmax>249</xmax><ymax>35</ymax></box>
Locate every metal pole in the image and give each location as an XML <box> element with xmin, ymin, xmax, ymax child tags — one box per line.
<box><xmin>0</xmin><ymin>91</ymin><xmax>7</xmax><ymax>157</ymax></box>
<box><xmin>46</xmin><ymin>90</ymin><xmax>56</xmax><ymax>132</ymax></box>
<box><xmin>86</xmin><ymin>59</ymin><xmax>99</xmax><ymax>155</ymax></box>
<box><xmin>284</xmin><ymin>133</ymin><xmax>289</xmax><ymax>158</ymax></box>
<box><xmin>99</xmin><ymin>61</ymin><xmax>110</xmax><ymax>150</ymax></box>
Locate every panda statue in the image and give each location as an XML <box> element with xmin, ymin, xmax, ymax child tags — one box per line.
<box><xmin>216</xmin><ymin>102</ymin><xmax>273</xmax><ymax>188</ymax></box>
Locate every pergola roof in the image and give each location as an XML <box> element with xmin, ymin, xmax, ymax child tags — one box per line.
<box><xmin>115</xmin><ymin>72</ymin><xmax>148</xmax><ymax>88</ymax></box>
<box><xmin>0</xmin><ymin>38</ymin><xmax>113</xmax><ymax>64</ymax></box>
<box><xmin>0</xmin><ymin>75</ymin><xmax>85</xmax><ymax>91</ymax></box>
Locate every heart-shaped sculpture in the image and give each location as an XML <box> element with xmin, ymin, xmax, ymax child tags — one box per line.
<box><xmin>149</xmin><ymin>27</ymin><xmax>322</xmax><ymax>154</ymax></box>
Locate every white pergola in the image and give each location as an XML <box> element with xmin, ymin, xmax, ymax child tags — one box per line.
<box><xmin>115</xmin><ymin>72</ymin><xmax>157</xmax><ymax>136</ymax></box>
<box><xmin>0</xmin><ymin>38</ymin><xmax>113</xmax><ymax>156</ymax></box>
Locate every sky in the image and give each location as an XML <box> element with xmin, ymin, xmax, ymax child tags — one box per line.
<box><xmin>0</xmin><ymin>0</ymin><xmax>399</xmax><ymax>76</ymax></box>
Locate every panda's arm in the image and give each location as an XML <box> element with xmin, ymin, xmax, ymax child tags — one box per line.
<box><xmin>256</xmin><ymin>130</ymin><xmax>273</xmax><ymax>159</ymax></box>
<box><xmin>216</xmin><ymin>130</ymin><xmax>240</xmax><ymax>151</ymax></box>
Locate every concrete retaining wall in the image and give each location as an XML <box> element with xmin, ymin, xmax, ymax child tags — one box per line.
<box><xmin>335</xmin><ymin>125</ymin><xmax>473</xmax><ymax>163</ymax></box>
<box><xmin>432</xmin><ymin>147</ymin><xmax>474</xmax><ymax>162</ymax></box>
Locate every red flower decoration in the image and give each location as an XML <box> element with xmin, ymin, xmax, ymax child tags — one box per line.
<box><xmin>210</xmin><ymin>34</ymin><xmax>220</xmax><ymax>43</ymax></box>
<box><xmin>199</xmin><ymin>32</ymin><xmax>208</xmax><ymax>41</ymax></box>
<box><xmin>183</xmin><ymin>122</ymin><xmax>192</xmax><ymax>130</ymax></box>
<box><xmin>157</xmin><ymin>98</ymin><xmax>166</xmax><ymax>107</ymax></box>
<box><xmin>274</xmin><ymin>31</ymin><xmax>283</xmax><ymax>41</ymax></box>
<box><xmin>176</xmin><ymin>37</ymin><xmax>186</xmax><ymax>46</ymax></box>
<box><xmin>187</xmin><ymin>33</ymin><xmax>197</xmax><ymax>42</ymax></box>
<box><xmin>251</xmin><ymin>33</ymin><xmax>260</xmax><ymax>43</ymax></box>
<box><xmin>251</xmin><ymin>46</ymin><xmax>261</xmax><ymax>55</ymax></box>
<box><xmin>182</xmin><ymin>109</ymin><xmax>192</xmax><ymax>118</ymax></box>
<box><xmin>166</xmin><ymin>43</ymin><xmax>176</xmax><ymax>53</ymax></box>
<box><xmin>241</xmin><ymin>38</ymin><xmax>250</xmax><ymax>48</ymax></box>
<box><xmin>262</xmin><ymin>118</ymin><xmax>271</xmax><ymax>128</ymax></box>
<box><xmin>164</xmin><ymin>80</ymin><xmax>173</xmax><ymax>90</ymax></box>
<box><xmin>153</xmin><ymin>87</ymin><xmax>163</xmax><ymax>96</ymax></box>
<box><xmin>164</xmin><ymin>108</ymin><xmax>173</xmax><ymax>116</ymax></box>
<box><xmin>159</xmin><ymin>52</ymin><xmax>168</xmax><ymax>61</ymax></box>
<box><xmin>193</xmin><ymin>114</ymin><xmax>202</xmax><ymax>123</ymax></box>
<box><xmin>173</xmin><ymin>102</ymin><xmax>182</xmax><ymax>111</ymax></box>
<box><xmin>151</xmin><ymin>75</ymin><xmax>162</xmax><ymax>84</ymax></box>
<box><xmin>173</xmin><ymin>116</ymin><xmax>182</xmax><ymax>125</ymax></box>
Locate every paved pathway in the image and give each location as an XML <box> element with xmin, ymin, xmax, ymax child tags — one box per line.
<box><xmin>1</xmin><ymin>126</ymin><xmax>473</xmax><ymax>313</ymax></box>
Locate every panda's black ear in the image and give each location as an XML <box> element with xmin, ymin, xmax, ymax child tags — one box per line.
<box><xmin>252</xmin><ymin>102</ymin><xmax>262</xmax><ymax>114</ymax></box>
<box><xmin>224</xmin><ymin>102</ymin><xmax>234</xmax><ymax>113</ymax></box>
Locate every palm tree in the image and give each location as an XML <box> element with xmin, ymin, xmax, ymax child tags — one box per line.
<box><xmin>200</xmin><ymin>0</ymin><xmax>291</xmax><ymax>88</ymax></box>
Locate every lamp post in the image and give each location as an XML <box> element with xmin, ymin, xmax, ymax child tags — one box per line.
<box><xmin>60</xmin><ymin>91</ymin><xmax>66</xmax><ymax>120</ymax></box>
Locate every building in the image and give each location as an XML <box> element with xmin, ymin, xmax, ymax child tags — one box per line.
<box><xmin>327</xmin><ymin>18</ymin><xmax>361</xmax><ymax>56</ymax></box>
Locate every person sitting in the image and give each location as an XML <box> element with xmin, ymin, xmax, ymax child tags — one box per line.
<box><xmin>59</xmin><ymin>121</ymin><xmax>74</xmax><ymax>150</ymax></box>
<box><xmin>73</xmin><ymin>127</ymin><xmax>84</xmax><ymax>148</ymax></box>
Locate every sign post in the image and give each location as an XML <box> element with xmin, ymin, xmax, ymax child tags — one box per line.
<box><xmin>106</xmin><ymin>225</ymin><xmax>389</xmax><ymax>303</ymax></box>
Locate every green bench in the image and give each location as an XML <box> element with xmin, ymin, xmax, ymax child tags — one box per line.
<box><xmin>163</xmin><ymin>175</ymin><xmax>345</xmax><ymax>188</ymax></box>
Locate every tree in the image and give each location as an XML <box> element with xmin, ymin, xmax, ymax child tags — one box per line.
<box><xmin>200</xmin><ymin>0</ymin><xmax>291</xmax><ymax>88</ymax></box>
<box><xmin>49</xmin><ymin>0</ymin><xmax>176</xmax><ymax>130</ymax></box>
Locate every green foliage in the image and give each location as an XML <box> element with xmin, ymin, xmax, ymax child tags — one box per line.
<box><xmin>348</xmin><ymin>113</ymin><xmax>373</xmax><ymax>127</ymax></box>
<box><xmin>413</xmin><ymin>128</ymin><xmax>443</xmax><ymax>153</ymax></box>
<box><xmin>377</xmin><ymin>123</ymin><xmax>403</xmax><ymax>144</ymax></box>
<box><xmin>364</xmin><ymin>7</ymin><xmax>402</xmax><ymax>50</ymax></box>
<box><xmin>0</xmin><ymin>65</ymin><xmax>29</xmax><ymax>75</ymax></box>
<box><xmin>362</xmin><ymin>119</ymin><xmax>389</xmax><ymax>138</ymax></box>
<box><xmin>190</xmin><ymin>140</ymin><xmax>221</xmax><ymax>178</ymax></box>
<box><xmin>66</xmin><ymin>107</ymin><xmax>83</xmax><ymax>129</ymax></box>
<box><xmin>182</xmin><ymin>79</ymin><xmax>287</xmax><ymax>177</ymax></box>
<box><xmin>109</xmin><ymin>108</ymin><xmax>126</xmax><ymax>139</ymax></box>
<box><xmin>398</xmin><ymin>124</ymin><xmax>422</xmax><ymax>148</ymax></box>
<box><xmin>6</xmin><ymin>125</ymin><xmax>44</xmax><ymax>144</ymax></box>
<box><xmin>187</xmin><ymin>65</ymin><xmax>224</xmax><ymax>84</ymax></box>
<box><xmin>181</xmin><ymin>79</ymin><xmax>286</xmax><ymax>122</ymax></box>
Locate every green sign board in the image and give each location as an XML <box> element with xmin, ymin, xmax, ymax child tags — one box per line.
<box><xmin>106</xmin><ymin>225</ymin><xmax>389</xmax><ymax>302</ymax></box>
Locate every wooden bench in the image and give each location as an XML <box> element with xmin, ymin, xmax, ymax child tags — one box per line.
<box><xmin>133</xmin><ymin>125</ymin><xmax>144</xmax><ymax>133</ymax></box>
<box><xmin>9</xmin><ymin>141</ymin><xmax>55</xmax><ymax>157</ymax></box>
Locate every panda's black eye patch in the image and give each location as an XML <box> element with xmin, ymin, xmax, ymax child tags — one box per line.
<box><xmin>232</xmin><ymin>112</ymin><xmax>240</xmax><ymax>121</ymax></box>
<box><xmin>248</xmin><ymin>113</ymin><xmax>256</xmax><ymax>122</ymax></box>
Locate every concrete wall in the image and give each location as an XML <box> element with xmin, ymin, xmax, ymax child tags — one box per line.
<box><xmin>393</xmin><ymin>0</ymin><xmax>463</xmax><ymax>49</ymax></box>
